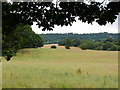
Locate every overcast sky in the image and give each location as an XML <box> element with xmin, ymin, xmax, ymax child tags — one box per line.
<box><xmin>31</xmin><ymin>14</ymin><xmax>119</xmax><ymax>34</ymax></box>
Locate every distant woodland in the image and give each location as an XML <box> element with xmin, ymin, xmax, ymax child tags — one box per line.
<box><xmin>40</xmin><ymin>32</ymin><xmax>119</xmax><ymax>44</ymax></box>
<box><xmin>40</xmin><ymin>32</ymin><xmax>120</xmax><ymax>51</ymax></box>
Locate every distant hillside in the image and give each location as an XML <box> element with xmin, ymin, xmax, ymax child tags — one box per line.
<box><xmin>40</xmin><ymin>32</ymin><xmax>119</xmax><ymax>44</ymax></box>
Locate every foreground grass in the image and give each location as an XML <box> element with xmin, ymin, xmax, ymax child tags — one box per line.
<box><xmin>2</xmin><ymin>47</ymin><xmax>118</xmax><ymax>88</ymax></box>
<box><xmin>0</xmin><ymin>60</ymin><xmax>2</xmax><ymax>89</ymax></box>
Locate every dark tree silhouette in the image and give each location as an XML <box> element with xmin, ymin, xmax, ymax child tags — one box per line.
<box><xmin>3</xmin><ymin>1</ymin><xmax>120</xmax><ymax>31</ymax></box>
<box><xmin>2</xmin><ymin>1</ymin><xmax>120</xmax><ymax>61</ymax></box>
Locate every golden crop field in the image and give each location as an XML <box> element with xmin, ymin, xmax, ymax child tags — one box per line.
<box><xmin>2</xmin><ymin>45</ymin><xmax>118</xmax><ymax>88</ymax></box>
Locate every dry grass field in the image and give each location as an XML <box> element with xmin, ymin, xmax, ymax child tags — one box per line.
<box><xmin>2</xmin><ymin>44</ymin><xmax>118</xmax><ymax>88</ymax></box>
<box><xmin>0</xmin><ymin>60</ymin><xmax>2</xmax><ymax>89</ymax></box>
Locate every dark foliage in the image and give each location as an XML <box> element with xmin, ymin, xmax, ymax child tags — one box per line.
<box><xmin>72</xmin><ymin>39</ymin><xmax>81</xmax><ymax>47</ymax></box>
<box><xmin>2</xmin><ymin>24</ymin><xmax>43</xmax><ymax>61</ymax></box>
<box><xmin>51</xmin><ymin>45</ymin><xmax>57</xmax><ymax>49</ymax></box>
<box><xmin>3</xmin><ymin>1</ymin><xmax>119</xmax><ymax>30</ymax></box>
<box><xmin>79</xmin><ymin>38</ymin><xmax>120</xmax><ymax>51</ymax></box>
<box><xmin>65</xmin><ymin>45</ymin><xmax>70</xmax><ymax>49</ymax></box>
<box><xmin>41</xmin><ymin>32</ymin><xmax>119</xmax><ymax>44</ymax></box>
<box><xmin>58</xmin><ymin>37</ymin><xmax>120</xmax><ymax>51</ymax></box>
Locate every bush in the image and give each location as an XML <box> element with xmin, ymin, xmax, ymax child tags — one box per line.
<box><xmin>101</xmin><ymin>42</ymin><xmax>113</xmax><ymax>50</ymax></box>
<box><xmin>79</xmin><ymin>40</ymin><xmax>98</xmax><ymax>50</ymax></box>
<box><xmin>73</xmin><ymin>39</ymin><xmax>81</xmax><ymax>47</ymax></box>
<box><xmin>117</xmin><ymin>46</ymin><xmax>120</xmax><ymax>51</ymax></box>
<box><xmin>110</xmin><ymin>45</ymin><xmax>120</xmax><ymax>51</ymax></box>
<box><xmin>79</xmin><ymin>44</ymin><xmax>87</xmax><ymax>50</ymax></box>
<box><xmin>94</xmin><ymin>46</ymin><xmax>101</xmax><ymax>50</ymax></box>
<box><xmin>108</xmin><ymin>45</ymin><xmax>117</xmax><ymax>51</ymax></box>
<box><xmin>58</xmin><ymin>40</ymin><xmax>66</xmax><ymax>46</ymax></box>
<box><xmin>65</xmin><ymin>45</ymin><xmax>70</xmax><ymax>49</ymax></box>
<box><xmin>51</xmin><ymin>45</ymin><xmax>57</xmax><ymax>49</ymax></box>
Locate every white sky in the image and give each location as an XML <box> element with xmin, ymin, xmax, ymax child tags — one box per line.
<box><xmin>31</xmin><ymin>15</ymin><xmax>119</xmax><ymax>34</ymax></box>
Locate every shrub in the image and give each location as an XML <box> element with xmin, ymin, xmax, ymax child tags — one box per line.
<box><xmin>65</xmin><ymin>45</ymin><xmax>70</xmax><ymax>49</ymax></box>
<box><xmin>101</xmin><ymin>42</ymin><xmax>113</xmax><ymax>50</ymax></box>
<box><xmin>94</xmin><ymin>46</ymin><xmax>101</xmax><ymax>50</ymax></box>
<box><xmin>110</xmin><ymin>45</ymin><xmax>120</xmax><ymax>51</ymax></box>
<box><xmin>73</xmin><ymin>39</ymin><xmax>81</xmax><ymax>47</ymax></box>
<box><xmin>58</xmin><ymin>40</ymin><xmax>66</xmax><ymax>46</ymax></box>
<box><xmin>79</xmin><ymin>43</ymin><xmax>87</xmax><ymax>50</ymax></box>
<box><xmin>51</xmin><ymin>45</ymin><xmax>57</xmax><ymax>49</ymax></box>
<box><xmin>79</xmin><ymin>40</ymin><xmax>98</xmax><ymax>50</ymax></box>
<box><xmin>117</xmin><ymin>46</ymin><xmax>120</xmax><ymax>51</ymax></box>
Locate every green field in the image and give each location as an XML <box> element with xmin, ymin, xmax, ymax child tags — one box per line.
<box><xmin>2</xmin><ymin>46</ymin><xmax>118</xmax><ymax>88</ymax></box>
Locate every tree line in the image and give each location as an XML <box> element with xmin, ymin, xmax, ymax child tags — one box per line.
<box><xmin>40</xmin><ymin>32</ymin><xmax>119</xmax><ymax>44</ymax></box>
<box><xmin>58</xmin><ymin>38</ymin><xmax>120</xmax><ymax>51</ymax></box>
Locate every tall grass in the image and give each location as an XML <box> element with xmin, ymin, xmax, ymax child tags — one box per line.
<box><xmin>0</xmin><ymin>60</ymin><xmax>2</xmax><ymax>89</ymax></box>
<box><xmin>2</xmin><ymin>48</ymin><xmax>118</xmax><ymax>88</ymax></box>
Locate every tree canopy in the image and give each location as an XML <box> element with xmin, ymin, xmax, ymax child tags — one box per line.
<box><xmin>2</xmin><ymin>1</ymin><xmax>120</xmax><ymax>31</ymax></box>
<box><xmin>2</xmin><ymin>24</ymin><xmax>43</xmax><ymax>61</ymax></box>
